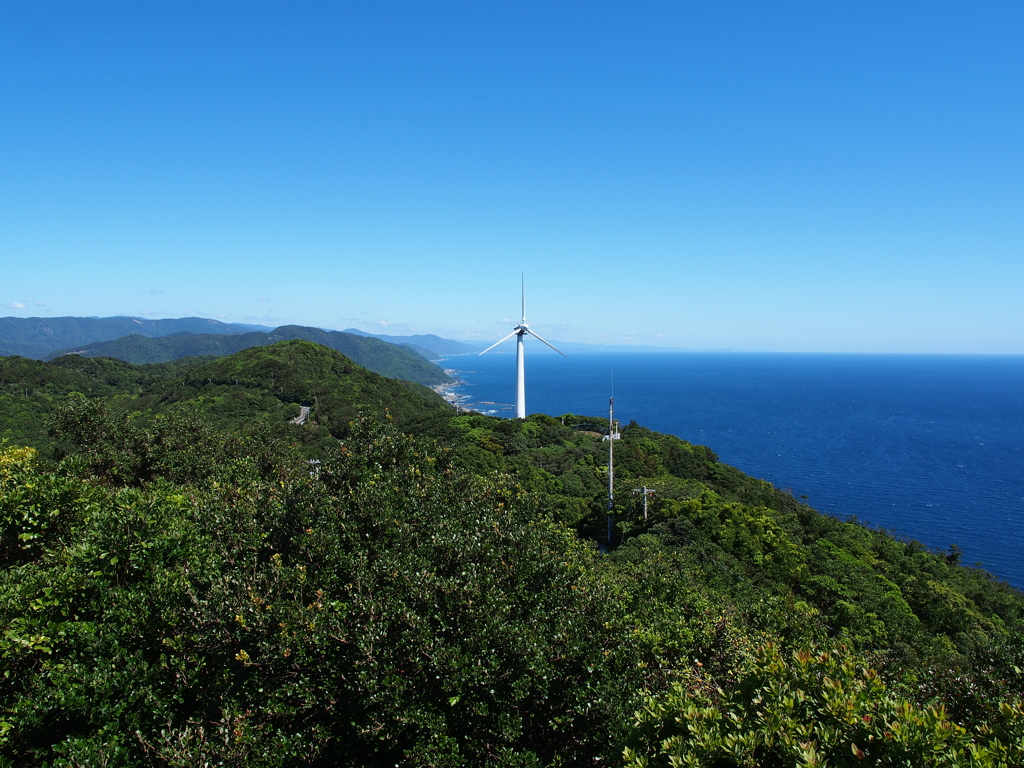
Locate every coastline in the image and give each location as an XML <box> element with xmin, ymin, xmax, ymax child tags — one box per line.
<box><xmin>437</xmin><ymin>351</ymin><xmax>1024</xmax><ymax>589</ymax></box>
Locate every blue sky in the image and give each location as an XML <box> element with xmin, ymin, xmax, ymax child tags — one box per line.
<box><xmin>2</xmin><ymin>2</ymin><xmax>1021</xmax><ymax>352</ymax></box>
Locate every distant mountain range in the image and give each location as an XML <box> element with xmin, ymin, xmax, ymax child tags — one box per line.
<box><xmin>0</xmin><ymin>317</ymin><xmax>451</xmax><ymax>387</ymax></box>
<box><xmin>48</xmin><ymin>326</ymin><xmax>451</xmax><ymax>387</ymax></box>
<box><xmin>341</xmin><ymin>329</ymin><xmax>480</xmax><ymax>357</ymax></box>
<box><xmin>0</xmin><ymin>314</ymin><xmax>686</xmax><ymax>389</ymax></box>
<box><xmin>0</xmin><ymin>316</ymin><xmax>272</xmax><ymax>359</ymax></box>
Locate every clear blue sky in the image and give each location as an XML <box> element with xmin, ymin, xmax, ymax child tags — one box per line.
<box><xmin>2</xmin><ymin>2</ymin><xmax>1021</xmax><ymax>352</ymax></box>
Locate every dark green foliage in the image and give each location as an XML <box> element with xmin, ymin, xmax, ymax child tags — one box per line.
<box><xmin>0</xmin><ymin>355</ymin><xmax>215</xmax><ymax>451</ymax></box>
<box><xmin>0</xmin><ymin>421</ymin><xmax>659</xmax><ymax>766</ymax></box>
<box><xmin>2</xmin><ymin>342</ymin><xmax>452</xmax><ymax>456</ymax></box>
<box><xmin>624</xmin><ymin>644</ymin><xmax>1024</xmax><ymax>767</ymax></box>
<box><xmin>45</xmin><ymin>395</ymin><xmax>282</xmax><ymax>488</ymax></box>
<box><xmin>152</xmin><ymin>340</ymin><xmax>453</xmax><ymax>438</ymax></box>
<box><xmin>1</xmin><ymin>339</ymin><xmax>1023</xmax><ymax>766</ymax></box>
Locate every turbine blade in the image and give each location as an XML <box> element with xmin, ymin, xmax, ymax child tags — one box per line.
<box><xmin>526</xmin><ymin>328</ymin><xmax>566</xmax><ymax>356</ymax></box>
<box><xmin>479</xmin><ymin>330</ymin><xmax>518</xmax><ymax>355</ymax></box>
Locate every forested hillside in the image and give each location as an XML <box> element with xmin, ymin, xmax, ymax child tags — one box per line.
<box><xmin>44</xmin><ymin>325</ymin><xmax>451</xmax><ymax>387</ymax></box>
<box><xmin>2</xmin><ymin>342</ymin><xmax>1023</xmax><ymax>766</ymax></box>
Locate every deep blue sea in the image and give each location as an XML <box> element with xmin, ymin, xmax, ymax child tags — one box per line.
<box><xmin>442</xmin><ymin>351</ymin><xmax>1024</xmax><ymax>590</ymax></box>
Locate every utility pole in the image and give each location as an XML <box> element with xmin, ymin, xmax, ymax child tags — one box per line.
<box><xmin>607</xmin><ymin>394</ymin><xmax>615</xmax><ymax>548</ymax></box>
<box><xmin>632</xmin><ymin>486</ymin><xmax>655</xmax><ymax>519</ymax></box>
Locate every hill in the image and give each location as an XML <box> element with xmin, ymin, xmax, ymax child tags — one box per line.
<box><xmin>152</xmin><ymin>340</ymin><xmax>452</xmax><ymax>439</ymax></box>
<box><xmin>0</xmin><ymin>353</ymin><xmax>213</xmax><ymax>449</ymax></box>
<box><xmin>0</xmin><ymin>315</ymin><xmax>269</xmax><ymax>358</ymax></box>
<box><xmin>1</xmin><ymin>339</ymin><xmax>1023</xmax><ymax>765</ymax></box>
<box><xmin>2</xmin><ymin>342</ymin><xmax>451</xmax><ymax>457</ymax></box>
<box><xmin>46</xmin><ymin>325</ymin><xmax>451</xmax><ymax>386</ymax></box>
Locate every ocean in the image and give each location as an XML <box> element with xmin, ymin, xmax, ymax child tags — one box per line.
<box><xmin>442</xmin><ymin>351</ymin><xmax>1024</xmax><ymax>590</ymax></box>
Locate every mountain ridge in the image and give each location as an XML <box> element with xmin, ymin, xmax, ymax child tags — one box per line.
<box><xmin>42</xmin><ymin>325</ymin><xmax>450</xmax><ymax>387</ymax></box>
<box><xmin>341</xmin><ymin>328</ymin><xmax>480</xmax><ymax>357</ymax></box>
<box><xmin>0</xmin><ymin>315</ymin><xmax>272</xmax><ymax>358</ymax></box>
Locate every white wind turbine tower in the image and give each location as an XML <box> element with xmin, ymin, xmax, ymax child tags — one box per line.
<box><xmin>479</xmin><ymin>278</ymin><xmax>565</xmax><ymax>419</ymax></box>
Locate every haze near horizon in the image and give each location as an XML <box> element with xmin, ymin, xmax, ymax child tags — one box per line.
<box><xmin>2</xmin><ymin>2</ymin><xmax>1021</xmax><ymax>353</ymax></box>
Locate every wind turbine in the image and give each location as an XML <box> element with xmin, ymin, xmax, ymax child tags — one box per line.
<box><xmin>480</xmin><ymin>278</ymin><xmax>565</xmax><ymax>419</ymax></box>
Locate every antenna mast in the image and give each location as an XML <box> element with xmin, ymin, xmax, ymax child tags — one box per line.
<box><xmin>607</xmin><ymin>385</ymin><xmax>615</xmax><ymax>548</ymax></box>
